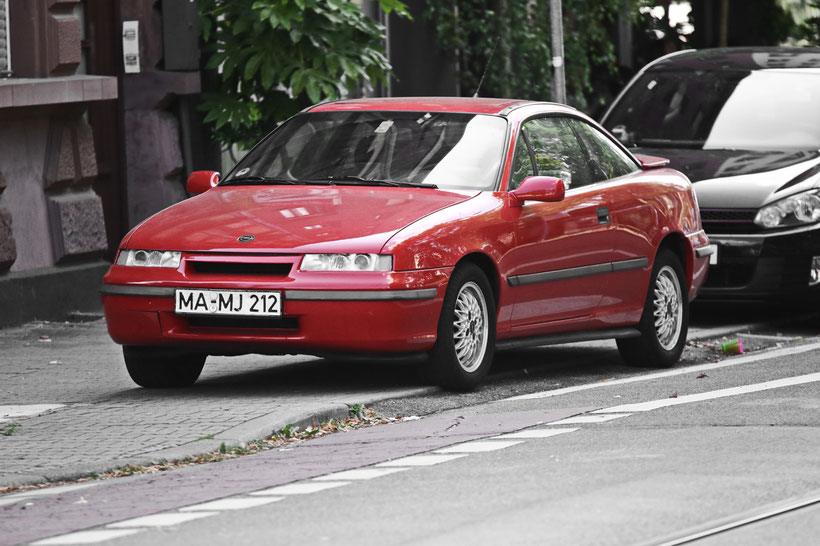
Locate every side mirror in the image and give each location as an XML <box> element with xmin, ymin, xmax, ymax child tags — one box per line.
<box><xmin>186</xmin><ymin>171</ymin><xmax>220</xmax><ymax>195</ymax></box>
<box><xmin>634</xmin><ymin>154</ymin><xmax>670</xmax><ymax>169</ymax></box>
<box><xmin>510</xmin><ymin>176</ymin><xmax>565</xmax><ymax>206</ymax></box>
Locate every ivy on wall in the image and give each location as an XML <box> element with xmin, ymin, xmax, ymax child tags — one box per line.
<box><xmin>198</xmin><ymin>0</ymin><xmax>409</xmax><ymax>149</ymax></box>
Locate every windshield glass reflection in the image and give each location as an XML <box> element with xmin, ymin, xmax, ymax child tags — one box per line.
<box><xmin>227</xmin><ymin>111</ymin><xmax>509</xmax><ymax>190</ymax></box>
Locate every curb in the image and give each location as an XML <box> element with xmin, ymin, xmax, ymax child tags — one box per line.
<box><xmin>1</xmin><ymin>387</ymin><xmax>436</xmax><ymax>489</ymax></box>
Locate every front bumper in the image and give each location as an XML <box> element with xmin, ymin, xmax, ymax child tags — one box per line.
<box><xmin>700</xmin><ymin>225</ymin><xmax>820</xmax><ymax>300</ymax></box>
<box><xmin>101</xmin><ymin>262</ymin><xmax>450</xmax><ymax>355</ymax></box>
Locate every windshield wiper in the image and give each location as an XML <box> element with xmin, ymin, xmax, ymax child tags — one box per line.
<box><xmin>315</xmin><ymin>175</ymin><xmax>437</xmax><ymax>189</ymax></box>
<box><xmin>221</xmin><ymin>175</ymin><xmax>300</xmax><ymax>186</ymax></box>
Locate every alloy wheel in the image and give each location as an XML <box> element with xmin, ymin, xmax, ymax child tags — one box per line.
<box><xmin>653</xmin><ymin>265</ymin><xmax>683</xmax><ymax>351</ymax></box>
<box><xmin>452</xmin><ymin>281</ymin><xmax>489</xmax><ymax>372</ymax></box>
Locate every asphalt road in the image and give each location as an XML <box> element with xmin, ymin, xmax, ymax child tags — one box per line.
<box><xmin>0</xmin><ymin>303</ymin><xmax>818</xmax><ymax>545</ymax></box>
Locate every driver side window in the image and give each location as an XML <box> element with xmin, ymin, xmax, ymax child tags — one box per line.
<box><xmin>514</xmin><ymin>117</ymin><xmax>594</xmax><ymax>190</ymax></box>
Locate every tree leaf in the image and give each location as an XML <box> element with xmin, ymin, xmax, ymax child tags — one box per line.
<box><xmin>243</xmin><ymin>53</ymin><xmax>264</xmax><ymax>81</ymax></box>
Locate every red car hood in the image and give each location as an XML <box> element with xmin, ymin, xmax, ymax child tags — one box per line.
<box><xmin>126</xmin><ymin>185</ymin><xmax>478</xmax><ymax>254</ymax></box>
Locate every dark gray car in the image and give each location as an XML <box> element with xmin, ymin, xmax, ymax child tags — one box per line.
<box><xmin>602</xmin><ymin>47</ymin><xmax>820</xmax><ymax>302</ymax></box>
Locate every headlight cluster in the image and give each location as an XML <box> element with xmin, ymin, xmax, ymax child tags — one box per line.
<box><xmin>300</xmin><ymin>253</ymin><xmax>392</xmax><ymax>272</ymax></box>
<box><xmin>116</xmin><ymin>250</ymin><xmax>181</xmax><ymax>268</ymax></box>
<box><xmin>754</xmin><ymin>190</ymin><xmax>820</xmax><ymax>229</ymax></box>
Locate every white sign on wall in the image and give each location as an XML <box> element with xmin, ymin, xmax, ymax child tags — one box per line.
<box><xmin>122</xmin><ymin>20</ymin><xmax>140</xmax><ymax>74</ymax></box>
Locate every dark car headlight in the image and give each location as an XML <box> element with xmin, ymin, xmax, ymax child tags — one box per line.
<box><xmin>754</xmin><ymin>190</ymin><xmax>820</xmax><ymax>229</ymax></box>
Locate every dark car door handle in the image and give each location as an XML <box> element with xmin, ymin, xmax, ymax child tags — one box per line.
<box><xmin>597</xmin><ymin>207</ymin><xmax>610</xmax><ymax>225</ymax></box>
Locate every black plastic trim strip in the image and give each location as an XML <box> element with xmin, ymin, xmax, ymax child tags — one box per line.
<box><xmin>101</xmin><ymin>285</ymin><xmax>438</xmax><ymax>302</ymax></box>
<box><xmin>285</xmin><ymin>289</ymin><xmax>437</xmax><ymax>301</ymax></box>
<box><xmin>508</xmin><ymin>257</ymin><xmax>648</xmax><ymax>287</ymax></box>
<box><xmin>612</xmin><ymin>257</ymin><xmax>650</xmax><ymax>272</ymax></box>
<box><xmin>100</xmin><ymin>285</ymin><xmax>175</xmax><ymax>297</ymax></box>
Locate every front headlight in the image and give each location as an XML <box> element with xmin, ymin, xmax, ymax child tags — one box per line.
<box><xmin>754</xmin><ymin>190</ymin><xmax>820</xmax><ymax>229</ymax></box>
<box><xmin>300</xmin><ymin>253</ymin><xmax>393</xmax><ymax>272</ymax></box>
<box><xmin>116</xmin><ymin>249</ymin><xmax>181</xmax><ymax>268</ymax></box>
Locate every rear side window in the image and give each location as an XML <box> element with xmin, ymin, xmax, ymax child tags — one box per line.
<box><xmin>570</xmin><ymin>120</ymin><xmax>639</xmax><ymax>181</ymax></box>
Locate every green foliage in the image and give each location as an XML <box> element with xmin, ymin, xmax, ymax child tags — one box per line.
<box><xmin>1</xmin><ymin>423</ymin><xmax>19</xmax><ymax>436</ymax></box>
<box><xmin>800</xmin><ymin>1</ymin><xmax>820</xmax><ymax>45</ymax></box>
<box><xmin>199</xmin><ymin>0</ymin><xmax>410</xmax><ymax>149</ymax></box>
<box><xmin>424</xmin><ymin>0</ymin><xmax>637</xmax><ymax>110</ymax></box>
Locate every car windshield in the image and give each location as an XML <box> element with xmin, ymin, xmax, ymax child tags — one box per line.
<box><xmin>605</xmin><ymin>69</ymin><xmax>820</xmax><ymax>151</ymax></box>
<box><xmin>224</xmin><ymin>111</ymin><xmax>509</xmax><ymax>191</ymax></box>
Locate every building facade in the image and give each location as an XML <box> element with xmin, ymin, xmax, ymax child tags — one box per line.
<box><xmin>0</xmin><ymin>0</ymin><xmax>212</xmax><ymax>327</ymax></box>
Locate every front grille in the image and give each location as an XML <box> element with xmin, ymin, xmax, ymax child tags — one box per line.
<box><xmin>190</xmin><ymin>261</ymin><xmax>292</xmax><ymax>276</ymax></box>
<box><xmin>186</xmin><ymin>316</ymin><xmax>299</xmax><ymax>329</ymax></box>
<box><xmin>700</xmin><ymin>208</ymin><xmax>761</xmax><ymax>235</ymax></box>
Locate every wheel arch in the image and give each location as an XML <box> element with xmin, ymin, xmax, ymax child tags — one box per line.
<box><xmin>453</xmin><ymin>252</ymin><xmax>501</xmax><ymax>311</ymax></box>
<box><xmin>656</xmin><ymin>232</ymin><xmax>692</xmax><ymax>289</ymax></box>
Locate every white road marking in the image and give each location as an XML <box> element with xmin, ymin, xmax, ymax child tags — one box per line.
<box><xmin>546</xmin><ymin>413</ymin><xmax>632</xmax><ymax>425</ymax></box>
<box><xmin>0</xmin><ymin>482</ymin><xmax>104</xmax><ymax>508</ymax></box>
<box><xmin>376</xmin><ymin>454</ymin><xmax>468</xmax><ymax>467</ymax></box>
<box><xmin>434</xmin><ymin>441</ymin><xmax>524</xmax><ymax>454</ymax></box>
<box><xmin>107</xmin><ymin>512</ymin><xmax>218</xmax><ymax>528</ymax></box>
<box><xmin>493</xmin><ymin>428</ymin><xmax>580</xmax><ymax>439</ymax></box>
<box><xmin>0</xmin><ymin>404</ymin><xmax>65</xmax><ymax>418</ymax></box>
<box><xmin>250</xmin><ymin>481</ymin><xmax>350</xmax><ymax>496</ymax></box>
<box><xmin>0</xmin><ymin>482</ymin><xmax>100</xmax><ymax>500</ymax></box>
<box><xmin>178</xmin><ymin>497</ymin><xmax>283</xmax><ymax>511</ymax></box>
<box><xmin>32</xmin><ymin>529</ymin><xmax>142</xmax><ymax>545</ymax></box>
<box><xmin>596</xmin><ymin>372</ymin><xmax>820</xmax><ymax>413</ymax></box>
<box><xmin>313</xmin><ymin>467</ymin><xmax>408</xmax><ymax>481</ymax></box>
<box><xmin>740</xmin><ymin>333</ymin><xmax>799</xmax><ymax>341</ymax></box>
<box><xmin>500</xmin><ymin>341</ymin><xmax>820</xmax><ymax>402</ymax></box>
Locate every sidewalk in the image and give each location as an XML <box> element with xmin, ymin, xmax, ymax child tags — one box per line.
<box><xmin>0</xmin><ymin>311</ymin><xmax>801</xmax><ymax>489</ymax></box>
<box><xmin>0</xmin><ymin>319</ymin><xmax>433</xmax><ymax>487</ymax></box>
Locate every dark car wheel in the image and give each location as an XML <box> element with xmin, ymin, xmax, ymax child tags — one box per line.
<box><xmin>427</xmin><ymin>263</ymin><xmax>496</xmax><ymax>391</ymax></box>
<box><xmin>123</xmin><ymin>346</ymin><xmax>206</xmax><ymax>388</ymax></box>
<box><xmin>617</xmin><ymin>249</ymin><xmax>688</xmax><ymax>368</ymax></box>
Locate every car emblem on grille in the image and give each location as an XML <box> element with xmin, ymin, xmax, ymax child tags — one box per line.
<box><xmin>237</xmin><ymin>234</ymin><xmax>255</xmax><ymax>243</ymax></box>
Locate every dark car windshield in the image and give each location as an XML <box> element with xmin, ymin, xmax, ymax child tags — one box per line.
<box><xmin>605</xmin><ymin>69</ymin><xmax>820</xmax><ymax>151</ymax></box>
<box><xmin>224</xmin><ymin>111</ymin><xmax>509</xmax><ymax>191</ymax></box>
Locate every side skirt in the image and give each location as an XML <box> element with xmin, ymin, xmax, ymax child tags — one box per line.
<box><xmin>495</xmin><ymin>327</ymin><xmax>641</xmax><ymax>351</ymax></box>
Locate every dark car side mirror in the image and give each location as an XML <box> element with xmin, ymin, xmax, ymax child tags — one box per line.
<box><xmin>186</xmin><ymin>171</ymin><xmax>220</xmax><ymax>195</ymax></box>
<box><xmin>510</xmin><ymin>176</ymin><xmax>565</xmax><ymax>206</ymax></box>
<box><xmin>634</xmin><ymin>154</ymin><xmax>670</xmax><ymax>169</ymax></box>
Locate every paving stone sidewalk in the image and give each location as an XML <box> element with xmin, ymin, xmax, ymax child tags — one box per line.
<box><xmin>0</xmin><ymin>319</ymin><xmax>432</xmax><ymax>487</ymax></box>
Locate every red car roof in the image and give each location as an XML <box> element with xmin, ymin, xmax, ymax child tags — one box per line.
<box><xmin>309</xmin><ymin>97</ymin><xmax>531</xmax><ymax>115</ymax></box>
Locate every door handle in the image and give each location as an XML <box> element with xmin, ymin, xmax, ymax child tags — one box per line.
<box><xmin>597</xmin><ymin>206</ymin><xmax>610</xmax><ymax>225</ymax></box>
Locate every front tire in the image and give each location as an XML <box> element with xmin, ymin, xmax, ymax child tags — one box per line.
<box><xmin>427</xmin><ymin>263</ymin><xmax>496</xmax><ymax>391</ymax></box>
<box><xmin>123</xmin><ymin>346</ymin><xmax>206</xmax><ymax>388</ymax></box>
<box><xmin>617</xmin><ymin>249</ymin><xmax>688</xmax><ymax>368</ymax></box>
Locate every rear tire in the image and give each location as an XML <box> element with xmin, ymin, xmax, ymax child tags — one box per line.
<box><xmin>617</xmin><ymin>249</ymin><xmax>688</xmax><ymax>368</ymax></box>
<box><xmin>123</xmin><ymin>346</ymin><xmax>206</xmax><ymax>388</ymax></box>
<box><xmin>426</xmin><ymin>263</ymin><xmax>496</xmax><ymax>391</ymax></box>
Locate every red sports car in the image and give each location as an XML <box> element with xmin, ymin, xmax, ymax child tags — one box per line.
<box><xmin>102</xmin><ymin>97</ymin><xmax>711</xmax><ymax>390</ymax></box>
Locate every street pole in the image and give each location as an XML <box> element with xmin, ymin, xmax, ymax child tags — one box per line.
<box><xmin>550</xmin><ymin>0</ymin><xmax>566</xmax><ymax>104</ymax></box>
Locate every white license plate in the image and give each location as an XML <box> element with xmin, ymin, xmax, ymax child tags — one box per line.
<box><xmin>708</xmin><ymin>244</ymin><xmax>719</xmax><ymax>265</ymax></box>
<box><xmin>175</xmin><ymin>289</ymin><xmax>282</xmax><ymax>317</ymax></box>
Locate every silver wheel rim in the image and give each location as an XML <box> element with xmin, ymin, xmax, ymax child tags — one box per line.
<box><xmin>452</xmin><ymin>281</ymin><xmax>489</xmax><ymax>373</ymax></box>
<box><xmin>653</xmin><ymin>265</ymin><xmax>683</xmax><ymax>351</ymax></box>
